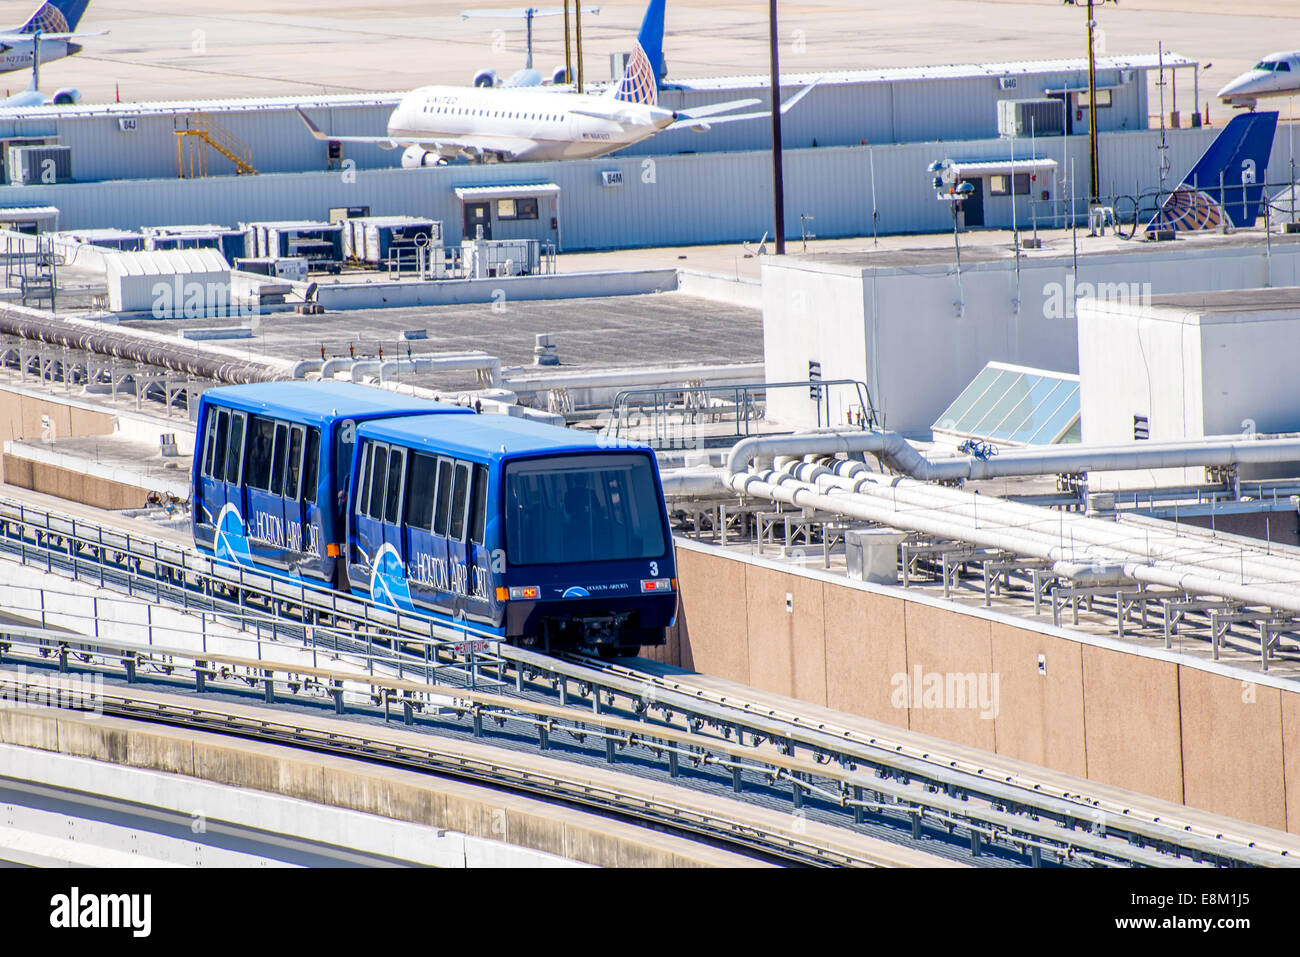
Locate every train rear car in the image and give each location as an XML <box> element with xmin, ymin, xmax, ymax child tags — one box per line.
<box><xmin>348</xmin><ymin>414</ymin><xmax>676</xmax><ymax>655</ymax></box>
<box><xmin>192</xmin><ymin>382</ymin><xmax>468</xmax><ymax>584</ymax></box>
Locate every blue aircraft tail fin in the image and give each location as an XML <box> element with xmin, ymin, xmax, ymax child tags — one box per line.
<box><xmin>18</xmin><ymin>0</ymin><xmax>91</xmax><ymax>33</ymax></box>
<box><xmin>610</xmin><ymin>0</ymin><xmax>665</xmax><ymax>106</ymax></box>
<box><xmin>1148</xmin><ymin>111</ymin><xmax>1278</xmax><ymax>233</ymax></box>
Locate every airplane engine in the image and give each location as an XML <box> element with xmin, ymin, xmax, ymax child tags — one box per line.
<box><xmin>401</xmin><ymin>145</ymin><xmax>442</xmax><ymax>168</ymax></box>
<box><xmin>473</xmin><ymin>69</ymin><xmax>499</xmax><ymax>88</ymax></box>
<box><xmin>51</xmin><ymin>88</ymin><xmax>80</xmax><ymax>105</ymax></box>
<box><xmin>551</xmin><ymin>66</ymin><xmax>569</xmax><ymax>85</ymax></box>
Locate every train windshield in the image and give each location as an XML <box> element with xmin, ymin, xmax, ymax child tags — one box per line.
<box><xmin>504</xmin><ymin>454</ymin><xmax>666</xmax><ymax>566</ymax></box>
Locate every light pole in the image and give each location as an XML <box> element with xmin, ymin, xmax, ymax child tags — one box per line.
<box><xmin>928</xmin><ymin>159</ymin><xmax>974</xmax><ymax>316</ymax></box>
<box><xmin>769</xmin><ymin>0</ymin><xmax>786</xmax><ymax>254</ymax></box>
<box><xmin>1063</xmin><ymin>0</ymin><xmax>1116</xmax><ymax>204</ymax></box>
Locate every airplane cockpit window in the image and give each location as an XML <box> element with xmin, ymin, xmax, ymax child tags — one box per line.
<box><xmin>1279</xmin><ymin>61</ymin><xmax>1293</xmax><ymax>72</ymax></box>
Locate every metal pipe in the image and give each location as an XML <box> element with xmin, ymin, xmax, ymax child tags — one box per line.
<box><xmin>727</xmin><ymin>429</ymin><xmax>1300</xmax><ymax>484</ymax></box>
<box><xmin>728</xmin><ymin>469</ymin><xmax>1300</xmax><ymax>615</ymax></box>
<box><xmin>660</xmin><ymin>468</ymin><xmax>732</xmax><ymax>497</ymax></box>
<box><xmin>0</xmin><ymin>306</ymin><xmax>293</xmax><ymax>385</ymax></box>
<box><xmin>377</xmin><ymin>354</ymin><xmax>502</xmax><ymax>385</ymax></box>
<box><xmin>814</xmin><ymin>463</ymin><xmax>1300</xmax><ymax>585</ymax></box>
<box><xmin>504</xmin><ymin>362</ymin><xmax>764</xmax><ymax>395</ymax></box>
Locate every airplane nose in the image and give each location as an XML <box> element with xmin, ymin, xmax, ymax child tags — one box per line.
<box><xmin>1217</xmin><ymin>75</ymin><xmax>1254</xmax><ymax>99</ymax></box>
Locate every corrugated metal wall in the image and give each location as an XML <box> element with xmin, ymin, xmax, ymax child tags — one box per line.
<box><xmin>0</xmin><ymin>64</ymin><xmax>1160</xmax><ymax>181</ymax></box>
<box><xmin>6</xmin><ymin>122</ymin><xmax>1285</xmax><ymax>252</ymax></box>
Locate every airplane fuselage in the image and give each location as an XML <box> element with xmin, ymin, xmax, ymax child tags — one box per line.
<box><xmin>0</xmin><ymin>36</ymin><xmax>77</xmax><ymax>74</ymax></box>
<box><xmin>385</xmin><ymin>85</ymin><xmax>673</xmax><ymax>162</ymax></box>
<box><xmin>1219</xmin><ymin>52</ymin><xmax>1300</xmax><ymax>108</ymax></box>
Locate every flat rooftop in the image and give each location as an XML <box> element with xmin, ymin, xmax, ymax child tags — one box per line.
<box><xmin>1143</xmin><ymin>286</ymin><xmax>1300</xmax><ymax>314</ymax></box>
<box><xmin>118</xmin><ymin>291</ymin><xmax>763</xmax><ymax>393</ymax></box>
<box><xmin>554</xmin><ymin>224</ymin><xmax>1300</xmax><ymax>281</ymax></box>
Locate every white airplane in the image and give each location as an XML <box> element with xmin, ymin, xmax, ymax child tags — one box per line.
<box><xmin>1218</xmin><ymin>52</ymin><xmax>1300</xmax><ymax>109</ymax></box>
<box><xmin>0</xmin><ymin>33</ymin><xmax>78</xmax><ymax>107</ymax></box>
<box><xmin>296</xmin><ymin>0</ymin><xmax>817</xmax><ymax>166</ymax></box>
<box><xmin>0</xmin><ymin>0</ymin><xmax>101</xmax><ymax>75</ymax></box>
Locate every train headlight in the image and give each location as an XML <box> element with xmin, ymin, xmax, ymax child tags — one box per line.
<box><xmin>640</xmin><ymin>578</ymin><xmax>672</xmax><ymax>592</ymax></box>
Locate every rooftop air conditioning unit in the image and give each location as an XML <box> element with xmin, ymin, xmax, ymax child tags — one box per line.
<box><xmin>997</xmin><ymin>98</ymin><xmax>1066</xmax><ymax>137</ymax></box>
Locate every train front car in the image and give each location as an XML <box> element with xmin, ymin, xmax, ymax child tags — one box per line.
<box><xmin>192</xmin><ymin>382</ymin><xmax>468</xmax><ymax>586</ymax></box>
<box><xmin>348</xmin><ymin>414</ymin><xmax>676</xmax><ymax>656</ymax></box>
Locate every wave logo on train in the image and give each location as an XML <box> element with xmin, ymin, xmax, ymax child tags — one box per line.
<box><xmin>212</xmin><ymin>503</ymin><xmax>254</xmax><ymax>568</ymax></box>
<box><xmin>368</xmin><ymin>543</ymin><xmax>417</xmax><ymax>614</ymax></box>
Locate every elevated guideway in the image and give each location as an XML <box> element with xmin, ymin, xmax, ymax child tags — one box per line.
<box><xmin>0</xmin><ymin>483</ymin><xmax>1294</xmax><ymax>866</ymax></box>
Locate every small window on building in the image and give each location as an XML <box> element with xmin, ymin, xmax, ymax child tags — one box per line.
<box><xmin>1076</xmin><ymin>88</ymin><xmax>1112</xmax><ymax>108</ymax></box>
<box><xmin>990</xmin><ymin>174</ymin><xmax>1031</xmax><ymax>196</ymax></box>
<box><xmin>497</xmin><ymin>197</ymin><xmax>539</xmax><ymax>220</ymax></box>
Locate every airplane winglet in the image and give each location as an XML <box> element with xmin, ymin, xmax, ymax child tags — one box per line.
<box><xmin>779</xmin><ymin>75</ymin><xmax>823</xmax><ymax>114</ymax></box>
<box><xmin>295</xmin><ymin>106</ymin><xmax>329</xmax><ymax>141</ymax></box>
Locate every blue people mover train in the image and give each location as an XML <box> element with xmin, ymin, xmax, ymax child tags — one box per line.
<box><xmin>191</xmin><ymin>382</ymin><xmax>468</xmax><ymax>586</ymax></box>
<box><xmin>349</xmin><ymin>412</ymin><xmax>676</xmax><ymax>655</ymax></box>
<box><xmin>191</xmin><ymin>381</ymin><xmax>676</xmax><ymax>655</ymax></box>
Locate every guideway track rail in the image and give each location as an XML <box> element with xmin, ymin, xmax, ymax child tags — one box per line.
<box><xmin>0</xmin><ymin>667</ymin><xmax>867</xmax><ymax>868</ymax></box>
<box><xmin>0</xmin><ymin>493</ymin><xmax>1290</xmax><ymax>867</ymax></box>
<box><xmin>0</xmin><ymin>637</ymin><xmax>1176</xmax><ymax>868</ymax></box>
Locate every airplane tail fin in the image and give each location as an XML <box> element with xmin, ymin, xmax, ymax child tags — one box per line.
<box><xmin>1148</xmin><ymin>111</ymin><xmax>1278</xmax><ymax>233</ymax></box>
<box><xmin>610</xmin><ymin>0</ymin><xmax>665</xmax><ymax>106</ymax></box>
<box><xmin>19</xmin><ymin>0</ymin><xmax>92</xmax><ymax>34</ymax></box>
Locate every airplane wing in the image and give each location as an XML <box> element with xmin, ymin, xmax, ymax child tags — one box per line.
<box><xmin>667</xmin><ymin>79</ymin><xmax>821</xmax><ymax>130</ymax></box>
<box><xmin>37</xmin><ymin>31</ymin><xmax>109</xmax><ymax>40</ymax></box>
<box><xmin>569</xmin><ymin>107</ymin><xmax>641</xmax><ymax>124</ymax></box>
<box><xmin>295</xmin><ymin>107</ymin><xmax>398</xmax><ymax>148</ymax></box>
<box><xmin>672</xmin><ymin>98</ymin><xmax>761</xmax><ymax>121</ymax></box>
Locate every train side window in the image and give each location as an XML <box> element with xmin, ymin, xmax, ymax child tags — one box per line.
<box><xmin>469</xmin><ymin>464</ymin><xmax>488</xmax><ymax>546</ymax></box>
<box><xmin>404</xmin><ymin>452</ymin><xmax>437</xmax><ymax>531</ymax></box>
<box><xmin>270</xmin><ymin>422</ymin><xmax>289</xmax><ymax>496</ymax></box>
<box><xmin>302</xmin><ymin>427</ymin><xmax>320</xmax><ymax>505</ymax></box>
<box><xmin>449</xmin><ymin>461</ymin><xmax>470</xmax><ymax>542</ymax></box>
<box><xmin>201</xmin><ymin>411</ymin><xmax>218</xmax><ymax>478</ymax></box>
<box><xmin>384</xmin><ymin>448</ymin><xmax>404</xmax><ymax>525</ymax></box>
<box><xmin>212</xmin><ymin>409</ymin><xmax>230</xmax><ymax>482</ymax></box>
<box><xmin>355</xmin><ymin>442</ymin><xmax>372</xmax><ymax>516</ymax></box>
<box><xmin>432</xmin><ymin>458</ymin><xmax>454</xmax><ymax>537</ymax></box>
<box><xmin>367</xmin><ymin>446</ymin><xmax>389</xmax><ymax>521</ymax></box>
<box><xmin>285</xmin><ymin>425</ymin><xmax>305</xmax><ymax>501</ymax></box>
<box><xmin>225</xmin><ymin>412</ymin><xmax>246</xmax><ymax>486</ymax></box>
<box><xmin>244</xmin><ymin>416</ymin><xmax>275</xmax><ymax>491</ymax></box>
<box><xmin>335</xmin><ymin>425</ymin><xmax>355</xmax><ymax>509</ymax></box>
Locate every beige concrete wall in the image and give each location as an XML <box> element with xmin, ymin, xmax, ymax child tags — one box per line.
<box><xmin>1283</xmin><ymin>693</ymin><xmax>1300</xmax><ymax>836</ymax></box>
<box><xmin>3</xmin><ymin>455</ymin><xmax>150</xmax><ymax>510</ymax></box>
<box><xmin>0</xmin><ymin>386</ymin><xmax>117</xmax><ymax>484</ymax></box>
<box><xmin>823</xmin><ymin>584</ymin><xmax>908</xmax><ymax>723</ymax></box>
<box><xmin>989</xmin><ymin>623</ymin><xmax>1087</xmax><ymax>779</ymax></box>
<box><xmin>1179</xmin><ymin>669</ymin><xmax>1287</xmax><ymax>832</ymax></box>
<box><xmin>0</xmin><ymin>706</ymin><xmax>754</xmax><ymax>868</ymax></box>
<box><xmin>901</xmin><ymin>603</ymin><xmax>995</xmax><ymax>752</ymax></box>
<box><xmin>670</xmin><ymin>542</ymin><xmax>1300</xmax><ymax>834</ymax></box>
<box><xmin>1080</xmin><ymin>645</ymin><xmax>1184</xmax><ymax>806</ymax></box>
